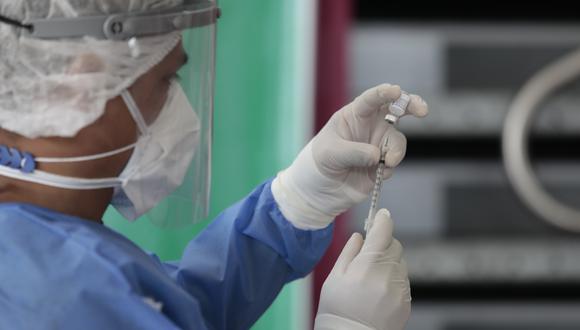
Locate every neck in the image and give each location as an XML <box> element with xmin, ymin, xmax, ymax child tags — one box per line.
<box><xmin>0</xmin><ymin>96</ymin><xmax>135</xmax><ymax>223</ymax></box>
<box><xmin>0</xmin><ymin>176</ymin><xmax>111</xmax><ymax>223</ymax></box>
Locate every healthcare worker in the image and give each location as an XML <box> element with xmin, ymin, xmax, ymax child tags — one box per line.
<box><xmin>0</xmin><ymin>1</ymin><xmax>428</xmax><ymax>329</ymax></box>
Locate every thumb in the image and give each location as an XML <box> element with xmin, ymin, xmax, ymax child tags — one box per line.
<box><xmin>331</xmin><ymin>232</ymin><xmax>364</xmax><ymax>275</ymax></box>
<box><xmin>382</xmin><ymin>128</ymin><xmax>407</xmax><ymax>168</ymax></box>
<box><xmin>363</xmin><ymin>208</ymin><xmax>394</xmax><ymax>253</ymax></box>
<box><xmin>332</xmin><ymin>140</ymin><xmax>380</xmax><ymax>169</ymax></box>
<box><xmin>404</xmin><ymin>94</ymin><xmax>429</xmax><ymax>118</ymax></box>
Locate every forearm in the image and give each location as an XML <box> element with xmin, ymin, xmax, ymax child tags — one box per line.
<box><xmin>164</xmin><ymin>179</ymin><xmax>333</xmax><ymax>329</ymax></box>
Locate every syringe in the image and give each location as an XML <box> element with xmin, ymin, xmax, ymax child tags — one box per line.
<box><xmin>364</xmin><ymin>92</ymin><xmax>411</xmax><ymax>234</ymax></box>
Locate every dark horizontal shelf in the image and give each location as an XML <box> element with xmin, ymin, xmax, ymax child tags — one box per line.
<box><xmin>405</xmin><ymin>136</ymin><xmax>580</xmax><ymax>160</ymax></box>
<box><xmin>411</xmin><ymin>282</ymin><xmax>580</xmax><ymax>302</ymax></box>
<box><xmin>355</xmin><ymin>2</ymin><xmax>580</xmax><ymax>23</ymax></box>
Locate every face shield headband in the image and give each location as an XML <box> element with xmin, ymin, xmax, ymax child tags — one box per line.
<box><xmin>0</xmin><ymin>1</ymin><xmax>220</xmax><ymax>41</ymax></box>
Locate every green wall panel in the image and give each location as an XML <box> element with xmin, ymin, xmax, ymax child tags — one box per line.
<box><xmin>104</xmin><ymin>1</ymin><xmax>315</xmax><ymax>329</ymax></box>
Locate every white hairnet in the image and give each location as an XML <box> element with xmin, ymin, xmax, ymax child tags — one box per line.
<box><xmin>0</xmin><ymin>0</ymin><xmax>184</xmax><ymax>138</ymax></box>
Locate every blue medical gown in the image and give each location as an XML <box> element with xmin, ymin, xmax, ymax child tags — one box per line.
<box><xmin>0</xmin><ymin>179</ymin><xmax>334</xmax><ymax>330</ymax></box>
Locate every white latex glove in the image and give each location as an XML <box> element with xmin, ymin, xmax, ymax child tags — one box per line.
<box><xmin>272</xmin><ymin>84</ymin><xmax>428</xmax><ymax>229</ymax></box>
<box><xmin>315</xmin><ymin>209</ymin><xmax>411</xmax><ymax>330</ymax></box>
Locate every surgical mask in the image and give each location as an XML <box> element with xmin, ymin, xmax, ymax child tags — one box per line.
<box><xmin>0</xmin><ymin>81</ymin><xmax>201</xmax><ymax>222</ymax></box>
<box><xmin>112</xmin><ymin>81</ymin><xmax>201</xmax><ymax>220</ymax></box>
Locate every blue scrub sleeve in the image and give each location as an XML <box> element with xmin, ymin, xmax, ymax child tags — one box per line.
<box><xmin>161</xmin><ymin>179</ymin><xmax>334</xmax><ymax>330</ymax></box>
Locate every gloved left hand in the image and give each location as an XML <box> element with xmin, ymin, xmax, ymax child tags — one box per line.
<box><xmin>314</xmin><ymin>209</ymin><xmax>411</xmax><ymax>330</ymax></box>
<box><xmin>272</xmin><ymin>83</ymin><xmax>428</xmax><ymax>229</ymax></box>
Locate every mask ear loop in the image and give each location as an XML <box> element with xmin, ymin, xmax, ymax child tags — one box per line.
<box><xmin>35</xmin><ymin>144</ymin><xmax>136</xmax><ymax>163</ymax></box>
<box><xmin>121</xmin><ymin>90</ymin><xmax>150</xmax><ymax>135</ymax></box>
<box><xmin>33</xmin><ymin>90</ymin><xmax>144</xmax><ymax>164</ymax></box>
<box><xmin>0</xmin><ymin>90</ymin><xmax>151</xmax><ymax>190</ymax></box>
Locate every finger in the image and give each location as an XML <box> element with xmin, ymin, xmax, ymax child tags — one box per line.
<box><xmin>362</xmin><ymin>208</ymin><xmax>394</xmax><ymax>253</ymax></box>
<box><xmin>397</xmin><ymin>258</ymin><xmax>409</xmax><ymax>280</ymax></box>
<box><xmin>352</xmin><ymin>84</ymin><xmax>402</xmax><ymax>117</ymax></box>
<box><xmin>366</xmin><ymin>239</ymin><xmax>403</xmax><ymax>262</ymax></box>
<box><xmin>333</xmin><ymin>140</ymin><xmax>380</xmax><ymax>169</ymax></box>
<box><xmin>382</xmin><ymin>128</ymin><xmax>407</xmax><ymax>168</ymax></box>
<box><xmin>384</xmin><ymin>239</ymin><xmax>403</xmax><ymax>262</ymax></box>
<box><xmin>381</xmin><ymin>168</ymin><xmax>393</xmax><ymax>181</ymax></box>
<box><xmin>404</xmin><ymin>94</ymin><xmax>429</xmax><ymax>118</ymax></box>
<box><xmin>370</xmin><ymin>167</ymin><xmax>393</xmax><ymax>183</ymax></box>
<box><xmin>332</xmin><ymin>232</ymin><xmax>364</xmax><ymax>274</ymax></box>
<box><xmin>399</xmin><ymin>277</ymin><xmax>412</xmax><ymax>303</ymax></box>
<box><xmin>369</xmin><ymin>167</ymin><xmax>394</xmax><ymax>182</ymax></box>
<box><xmin>403</xmin><ymin>283</ymin><xmax>412</xmax><ymax>303</ymax></box>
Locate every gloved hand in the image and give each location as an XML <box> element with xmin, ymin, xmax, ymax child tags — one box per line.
<box><xmin>272</xmin><ymin>83</ymin><xmax>428</xmax><ymax>229</ymax></box>
<box><xmin>315</xmin><ymin>209</ymin><xmax>411</xmax><ymax>330</ymax></box>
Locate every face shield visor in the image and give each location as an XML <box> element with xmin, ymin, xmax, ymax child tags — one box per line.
<box><xmin>145</xmin><ymin>24</ymin><xmax>216</xmax><ymax>227</ymax></box>
<box><xmin>0</xmin><ymin>0</ymin><xmax>219</xmax><ymax>227</ymax></box>
<box><xmin>110</xmin><ymin>6</ymin><xmax>217</xmax><ymax>227</ymax></box>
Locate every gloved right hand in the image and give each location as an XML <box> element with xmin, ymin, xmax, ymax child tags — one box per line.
<box><xmin>272</xmin><ymin>84</ymin><xmax>428</xmax><ymax>230</ymax></box>
<box><xmin>314</xmin><ymin>209</ymin><xmax>411</xmax><ymax>330</ymax></box>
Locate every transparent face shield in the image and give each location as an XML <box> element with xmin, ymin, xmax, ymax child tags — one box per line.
<box><xmin>133</xmin><ymin>22</ymin><xmax>217</xmax><ymax>227</ymax></box>
<box><xmin>116</xmin><ymin>17</ymin><xmax>216</xmax><ymax>227</ymax></box>
<box><xmin>0</xmin><ymin>0</ymin><xmax>219</xmax><ymax>227</ymax></box>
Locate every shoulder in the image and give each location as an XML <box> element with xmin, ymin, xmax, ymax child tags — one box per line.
<box><xmin>0</xmin><ymin>203</ymin><xmax>180</xmax><ymax>329</ymax></box>
<box><xmin>0</xmin><ymin>203</ymin><xmax>132</xmax><ymax>302</ymax></box>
